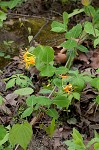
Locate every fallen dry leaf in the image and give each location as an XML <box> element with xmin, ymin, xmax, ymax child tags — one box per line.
<box><xmin>90</xmin><ymin>49</ymin><xmax>99</xmax><ymax>69</ymax></box>
<box><xmin>5</xmin><ymin>93</ymin><xmax>18</xmax><ymax>106</ymax></box>
<box><xmin>54</xmin><ymin>53</ymin><xmax>66</xmax><ymax>63</ymax></box>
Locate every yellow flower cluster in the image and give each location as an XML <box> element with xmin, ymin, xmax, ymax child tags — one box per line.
<box><xmin>63</xmin><ymin>84</ymin><xmax>73</xmax><ymax>94</ymax></box>
<box><xmin>60</xmin><ymin>75</ymin><xmax>73</xmax><ymax>94</ymax></box>
<box><xmin>23</xmin><ymin>51</ymin><xmax>35</xmax><ymax>69</ymax></box>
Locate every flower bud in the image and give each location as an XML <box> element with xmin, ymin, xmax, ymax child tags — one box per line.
<box><xmin>81</xmin><ymin>0</ymin><xmax>91</xmax><ymax>6</ymax></box>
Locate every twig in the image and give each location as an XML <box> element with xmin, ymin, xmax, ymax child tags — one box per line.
<box><xmin>48</xmin><ymin>86</ymin><xmax>56</xmax><ymax>98</ymax></box>
<box><xmin>14</xmin><ymin>144</ymin><xmax>19</xmax><ymax>150</ymax></box>
<box><xmin>7</xmin><ymin>12</ymin><xmax>53</xmax><ymax>21</ymax></box>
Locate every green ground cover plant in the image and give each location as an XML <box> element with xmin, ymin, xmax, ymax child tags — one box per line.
<box><xmin>0</xmin><ymin>0</ymin><xmax>99</xmax><ymax>149</ymax></box>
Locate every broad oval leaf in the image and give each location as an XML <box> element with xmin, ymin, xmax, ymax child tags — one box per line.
<box><xmin>39</xmin><ymin>89</ymin><xmax>52</xmax><ymax>94</ymax></box>
<box><xmin>84</xmin><ymin>21</ymin><xmax>95</xmax><ymax>36</ymax></box>
<box><xmin>14</xmin><ymin>88</ymin><xmax>34</xmax><ymax>95</ymax></box>
<box><xmin>26</xmin><ymin>95</ymin><xmax>37</xmax><ymax>107</ymax></box>
<box><xmin>77</xmin><ymin>45</ymin><xmax>88</xmax><ymax>53</ymax></box>
<box><xmin>94</xmin><ymin>37</ymin><xmax>99</xmax><ymax>48</ymax></box>
<box><xmin>36</xmin><ymin>96</ymin><xmax>52</xmax><ymax>106</ymax></box>
<box><xmin>6</xmin><ymin>78</ymin><xmax>16</xmax><ymax>90</ymax></box>
<box><xmin>40</xmin><ymin>65</ymin><xmax>55</xmax><ymax>77</ymax></box>
<box><xmin>21</xmin><ymin>107</ymin><xmax>33</xmax><ymax>118</ymax></box>
<box><xmin>51</xmin><ymin>21</ymin><xmax>66</xmax><ymax>33</ymax></box>
<box><xmin>0</xmin><ymin>125</ymin><xmax>7</xmax><ymax>140</ymax></box>
<box><xmin>61</xmin><ymin>40</ymin><xmax>77</xmax><ymax>49</ymax></box>
<box><xmin>65</xmin><ymin>24</ymin><xmax>82</xmax><ymax>39</ymax></box>
<box><xmin>55</xmin><ymin>67</ymin><xmax>68</xmax><ymax>75</ymax></box>
<box><xmin>72</xmin><ymin>92</ymin><xmax>80</xmax><ymax>101</ymax></box>
<box><xmin>42</xmin><ymin>46</ymin><xmax>54</xmax><ymax>63</ymax></box>
<box><xmin>53</xmin><ymin>96</ymin><xmax>70</xmax><ymax>109</ymax></box>
<box><xmin>46</xmin><ymin>109</ymin><xmax>59</xmax><ymax>119</ymax></box>
<box><xmin>9</xmin><ymin>122</ymin><xmax>32</xmax><ymax>150</ymax></box>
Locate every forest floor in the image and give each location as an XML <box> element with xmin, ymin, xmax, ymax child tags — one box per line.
<box><xmin>0</xmin><ymin>0</ymin><xmax>99</xmax><ymax>150</ymax></box>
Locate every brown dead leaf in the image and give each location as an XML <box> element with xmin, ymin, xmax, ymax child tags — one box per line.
<box><xmin>90</xmin><ymin>49</ymin><xmax>99</xmax><ymax>69</ymax></box>
<box><xmin>0</xmin><ymin>104</ymin><xmax>12</xmax><ymax>115</ymax></box>
<box><xmin>76</xmin><ymin>52</ymin><xmax>89</xmax><ymax>64</ymax></box>
<box><xmin>86</xmin><ymin>102</ymin><xmax>96</xmax><ymax>115</ymax></box>
<box><xmin>5</xmin><ymin>93</ymin><xmax>18</xmax><ymax>106</ymax></box>
<box><xmin>54</xmin><ymin>53</ymin><xmax>66</xmax><ymax>63</ymax></box>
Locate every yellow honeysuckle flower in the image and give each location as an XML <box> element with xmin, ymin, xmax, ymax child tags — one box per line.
<box><xmin>23</xmin><ymin>51</ymin><xmax>35</xmax><ymax>69</ymax></box>
<box><xmin>60</xmin><ymin>75</ymin><xmax>69</xmax><ymax>79</ymax></box>
<box><xmin>63</xmin><ymin>84</ymin><xmax>73</xmax><ymax>94</ymax></box>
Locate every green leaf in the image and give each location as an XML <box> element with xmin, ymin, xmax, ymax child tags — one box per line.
<box><xmin>14</xmin><ymin>88</ymin><xmax>34</xmax><ymax>95</ymax></box>
<box><xmin>94</xmin><ymin>143</ymin><xmax>99</xmax><ymax>150</ymax></box>
<box><xmin>33</xmin><ymin>46</ymin><xmax>55</xmax><ymax>76</ymax></box>
<box><xmin>6</xmin><ymin>78</ymin><xmax>16</xmax><ymax>90</ymax></box>
<box><xmin>84</xmin><ymin>5</ymin><xmax>95</xmax><ymax>17</ymax></box>
<box><xmin>33</xmin><ymin>45</ymin><xmax>45</xmax><ymax>70</ymax></box>
<box><xmin>93</xmin><ymin>12</ymin><xmax>99</xmax><ymax>24</ymax></box>
<box><xmin>96</xmin><ymin>68</ymin><xmax>99</xmax><ymax>73</ymax></box>
<box><xmin>0</xmin><ymin>95</ymin><xmax>3</xmax><ymax>105</ymax></box>
<box><xmin>72</xmin><ymin>128</ymin><xmax>84</xmax><ymax>146</ymax></box>
<box><xmin>72</xmin><ymin>92</ymin><xmax>80</xmax><ymax>101</ymax></box>
<box><xmin>51</xmin><ymin>21</ymin><xmax>66</xmax><ymax>33</ymax></box>
<box><xmin>84</xmin><ymin>21</ymin><xmax>96</xmax><ymax>36</ymax></box>
<box><xmin>83</xmin><ymin>75</ymin><xmax>92</xmax><ymax>82</ymax></box>
<box><xmin>46</xmin><ymin>109</ymin><xmax>59</xmax><ymax>119</ymax></box>
<box><xmin>53</xmin><ymin>96</ymin><xmax>70</xmax><ymax>109</ymax></box>
<box><xmin>21</xmin><ymin>107</ymin><xmax>33</xmax><ymax>118</ymax></box>
<box><xmin>0</xmin><ymin>0</ymin><xmax>24</xmax><ymax>9</ymax></box>
<box><xmin>0</xmin><ymin>125</ymin><xmax>7</xmax><ymax>140</ymax></box>
<box><xmin>63</xmin><ymin>12</ymin><xmax>68</xmax><ymax>26</ymax></box>
<box><xmin>45</xmin><ymin>118</ymin><xmax>55</xmax><ymax>138</ymax></box>
<box><xmin>77</xmin><ymin>45</ymin><xmax>88</xmax><ymax>53</ymax></box>
<box><xmin>0</xmin><ymin>11</ymin><xmax>6</xmax><ymax>21</ymax></box>
<box><xmin>55</xmin><ymin>67</ymin><xmax>68</xmax><ymax>75</ymax></box>
<box><xmin>95</xmin><ymin>95</ymin><xmax>99</xmax><ymax>105</ymax></box>
<box><xmin>39</xmin><ymin>89</ymin><xmax>52</xmax><ymax>94</ymax></box>
<box><xmin>94</xmin><ymin>37</ymin><xmax>99</xmax><ymax>48</ymax></box>
<box><xmin>64</xmin><ymin>140</ymin><xmax>76</xmax><ymax>150</ymax></box>
<box><xmin>42</xmin><ymin>46</ymin><xmax>54</xmax><ymax>63</ymax></box>
<box><xmin>4</xmin><ymin>55</ymin><xmax>11</xmax><ymax>59</ymax></box>
<box><xmin>65</xmin><ymin>24</ymin><xmax>82</xmax><ymax>39</ymax></box>
<box><xmin>72</xmin><ymin>77</ymin><xmax>85</xmax><ymax>91</ymax></box>
<box><xmin>0</xmin><ymin>133</ymin><xmax>9</xmax><ymax>146</ymax></box>
<box><xmin>91</xmin><ymin>78</ymin><xmax>99</xmax><ymax>91</ymax></box>
<box><xmin>61</xmin><ymin>40</ymin><xmax>77</xmax><ymax>49</ymax></box>
<box><xmin>0</xmin><ymin>52</ymin><xmax>5</xmax><ymax>57</ymax></box>
<box><xmin>36</xmin><ymin>96</ymin><xmax>52</xmax><ymax>106</ymax></box>
<box><xmin>53</xmin><ymin>78</ymin><xmax>62</xmax><ymax>88</ymax></box>
<box><xmin>40</xmin><ymin>65</ymin><xmax>55</xmax><ymax>77</ymax></box>
<box><xmin>87</xmin><ymin>138</ymin><xmax>99</xmax><ymax>149</ymax></box>
<box><xmin>26</xmin><ymin>95</ymin><xmax>37</xmax><ymax>107</ymax></box>
<box><xmin>9</xmin><ymin>121</ymin><xmax>32</xmax><ymax>150</ymax></box>
<box><xmin>68</xmin><ymin>8</ymin><xmax>84</xmax><ymax>18</ymax></box>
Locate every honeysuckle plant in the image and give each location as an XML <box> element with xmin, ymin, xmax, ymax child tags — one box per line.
<box><xmin>1</xmin><ymin>0</ymin><xmax>99</xmax><ymax>149</ymax></box>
